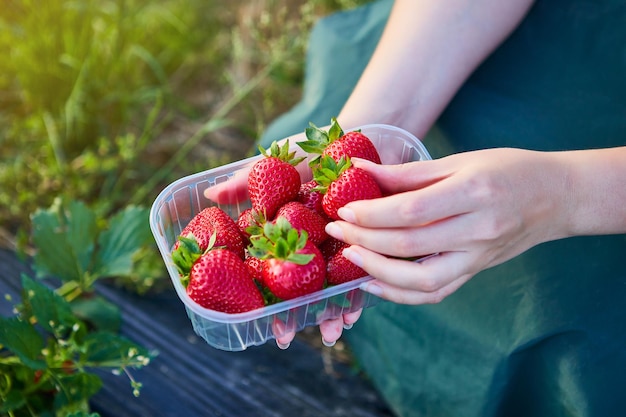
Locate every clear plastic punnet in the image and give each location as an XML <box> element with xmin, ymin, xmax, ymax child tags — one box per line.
<box><xmin>149</xmin><ymin>124</ymin><xmax>432</xmax><ymax>351</ymax></box>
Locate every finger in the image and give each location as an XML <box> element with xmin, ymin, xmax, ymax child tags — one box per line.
<box><xmin>352</xmin><ymin>157</ymin><xmax>449</xmax><ymax>196</ymax></box>
<box><xmin>342</xmin><ymin>309</ymin><xmax>362</xmax><ymax>329</ymax></box>
<box><xmin>203</xmin><ymin>165</ymin><xmax>251</xmax><ymax>204</ymax></box>
<box><xmin>360</xmin><ymin>272</ymin><xmax>473</xmax><ymax>305</ymax></box>
<box><xmin>319</xmin><ymin>317</ymin><xmax>345</xmax><ymax>347</ymax></box>
<box><xmin>327</xmin><ymin>211</ymin><xmax>474</xmax><ymax>259</ymax></box>
<box><xmin>338</xmin><ymin>175</ymin><xmax>479</xmax><ymax>231</ymax></box>
<box><xmin>272</xmin><ymin>317</ymin><xmax>296</xmax><ymax>349</ymax></box>
<box><xmin>342</xmin><ymin>246</ymin><xmax>472</xmax><ymax>294</ymax></box>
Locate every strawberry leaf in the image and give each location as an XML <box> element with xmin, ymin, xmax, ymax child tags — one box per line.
<box><xmin>93</xmin><ymin>205</ymin><xmax>152</xmax><ymax>278</ymax></box>
<box><xmin>20</xmin><ymin>274</ymin><xmax>76</xmax><ymax>334</ymax></box>
<box><xmin>0</xmin><ymin>317</ymin><xmax>46</xmax><ymax>370</ymax></box>
<box><xmin>31</xmin><ymin>199</ymin><xmax>98</xmax><ymax>283</ymax></box>
<box><xmin>328</xmin><ymin>117</ymin><xmax>344</xmax><ymax>140</ymax></box>
<box><xmin>53</xmin><ymin>372</ymin><xmax>103</xmax><ymax>410</ymax></box>
<box><xmin>70</xmin><ymin>295</ymin><xmax>121</xmax><ymax>333</ymax></box>
<box><xmin>83</xmin><ymin>331</ymin><xmax>152</xmax><ymax>365</ymax></box>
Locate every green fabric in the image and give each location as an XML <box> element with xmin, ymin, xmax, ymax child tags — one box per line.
<box><xmin>260</xmin><ymin>1</ymin><xmax>626</xmax><ymax>416</ymax></box>
<box><xmin>259</xmin><ymin>0</ymin><xmax>394</xmax><ymax>147</ymax></box>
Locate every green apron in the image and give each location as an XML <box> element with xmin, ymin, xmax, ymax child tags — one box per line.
<box><xmin>260</xmin><ymin>1</ymin><xmax>626</xmax><ymax>416</ymax></box>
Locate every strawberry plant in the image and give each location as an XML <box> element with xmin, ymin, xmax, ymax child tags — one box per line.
<box><xmin>0</xmin><ymin>198</ymin><xmax>158</xmax><ymax>416</ymax></box>
<box><xmin>0</xmin><ymin>275</ymin><xmax>153</xmax><ymax>417</ymax></box>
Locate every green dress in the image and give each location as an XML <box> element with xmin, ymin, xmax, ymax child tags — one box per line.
<box><xmin>260</xmin><ymin>1</ymin><xmax>626</xmax><ymax>416</ymax></box>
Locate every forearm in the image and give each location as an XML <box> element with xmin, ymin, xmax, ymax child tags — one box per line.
<box><xmin>337</xmin><ymin>0</ymin><xmax>535</xmax><ymax>138</ymax></box>
<box><xmin>559</xmin><ymin>147</ymin><xmax>626</xmax><ymax>237</ymax></box>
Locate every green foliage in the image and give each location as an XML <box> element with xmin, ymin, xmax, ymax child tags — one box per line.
<box><xmin>0</xmin><ymin>275</ymin><xmax>155</xmax><ymax>417</ymax></box>
<box><xmin>0</xmin><ymin>0</ymin><xmax>373</xmax><ymax>244</ymax></box>
<box><xmin>31</xmin><ymin>198</ymin><xmax>154</xmax><ymax>295</ymax></box>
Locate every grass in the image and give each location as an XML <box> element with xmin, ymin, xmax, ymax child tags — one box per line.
<box><xmin>0</xmin><ymin>0</ymin><xmax>372</xmax><ymax>254</ymax></box>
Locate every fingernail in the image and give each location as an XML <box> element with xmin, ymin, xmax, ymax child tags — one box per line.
<box><xmin>337</xmin><ymin>207</ymin><xmax>356</xmax><ymax>223</ymax></box>
<box><xmin>325</xmin><ymin>222</ymin><xmax>343</xmax><ymax>240</ymax></box>
<box><xmin>360</xmin><ymin>282</ymin><xmax>383</xmax><ymax>297</ymax></box>
<box><xmin>343</xmin><ymin>323</ymin><xmax>353</xmax><ymax>330</ymax></box>
<box><xmin>322</xmin><ymin>337</ymin><xmax>336</xmax><ymax>347</ymax></box>
<box><xmin>276</xmin><ymin>341</ymin><xmax>291</xmax><ymax>350</ymax></box>
<box><xmin>342</xmin><ymin>247</ymin><xmax>363</xmax><ymax>268</ymax></box>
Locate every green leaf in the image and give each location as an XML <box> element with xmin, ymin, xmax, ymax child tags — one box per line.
<box><xmin>287</xmin><ymin>253</ymin><xmax>315</xmax><ymax>265</ymax></box>
<box><xmin>328</xmin><ymin>117</ymin><xmax>344</xmax><ymax>140</ymax></box>
<box><xmin>83</xmin><ymin>331</ymin><xmax>152</xmax><ymax>366</ymax></box>
<box><xmin>70</xmin><ymin>295</ymin><xmax>121</xmax><ymax>333</ymax></box>
<box><xmin>31</xmin><ymin>199</ymin><xmax>97</xmax><ymax>282</ymax></box>
<box><xmin>53</xmin><ymin>372</ymin><xmax>102</xmax><ymax>411</ymax></box>
<box><xmin>0</xmin><ymin>389</ymin><xmax>27</xmax><ymax>413</ymax></box>
<box><xmin>0</xmin><ymin>317</ymin><xmax>46</xmax><ymax>370</ymax></box>
<box><xmin>93</xmin><ymin>205</ymin><xmax>151</xmax><ymax>278</ymax></box>
<box><xmin>21</xmin><ymin>274</ymin><xmax>77</xmax><ymax>334</ymax></box>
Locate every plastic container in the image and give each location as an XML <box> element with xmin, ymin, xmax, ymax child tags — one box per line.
<box><xmin>149</xmin><ymin>124</ymin><xmax>432</xmax><ymax>351</ymax></box>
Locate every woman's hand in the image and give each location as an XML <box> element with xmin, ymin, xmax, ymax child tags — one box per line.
<box><xmin>326</xmin><ymin>149</ymin><xmax>574</xmax><ymax>305</ymax></box>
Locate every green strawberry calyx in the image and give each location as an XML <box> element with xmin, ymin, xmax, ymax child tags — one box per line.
<box><xmin>297</xmin><ymin>117</ymin><xmax>343</xmax><ymax>166</ymax></box>
<box><xmin>248</xmin><ymin>217</ymin><xmax>314</xmax><ymax>265</ymax></box>
<box><xmin>171</xmin><ymin>232</ymin><xmax>217</xmax><ymax>287</ymax></box>
<box><xmin>243</xmin><ymin>209</ymin><xmax>267</xmax><ymax>239</ymax></box>
<box><xmin>311</xmin><ymin>155</ymin><xmax>352</xmax><ymax>194</ymax></box>
<box><xmin>258</xmin><ymin>140</ymin><xmax>306</xmax><ymax>167</ymax></box>
<box><xmin>297</xmin><ymin>117</ymin><xmax>344</xmax><ymax>153</ymax></box>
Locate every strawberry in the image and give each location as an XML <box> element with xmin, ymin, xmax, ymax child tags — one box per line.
<box><xmin>275</xmin><ymin>201</ymin><xmax>329</xmax><ymax>246</ymax></box>
<box><xmin>244</xmin><ymin>254</ymin><xmax>265</xmax><ymax>285</ymax></box>
<box><xmin>174</xmin><ymin>206</ymin><xmax>245</xmax><ymax>259</ymax></box>
<box><xmin>248</xmin><ymin>141</ymin><xmax>305</xmax><ymax>219</ymax></box>
<box><xmin>237</xmin><ymin>208</ymin><xmax>265</xmax><ymax>246</ymax></box>
<box><xmin>297</xmin><ymin>118</ymin><xmax>381</xmax><ymax>165</ymax></box>
<box><xmin>297</xmin><ymin>180</ymin><xmax>325</xmax><ymax>215</ymax></box>
<box><xmin>172</xmin><ymin>235</ymin><xmax>265</xmax><ymax>313</ymax></box>
<box><xmin>313</xmin><ymin>156</ymin><xmax>383</xmax><ymax>221</ymax></box>
<box><xmin>187</xmin><ymin>249</ymin><xmax>265</xmax><ymax>313</ymax></box>
<box><xmin>320</xmin><ymin>238</ymin><xmax>368</xmax><ymax>285</ymax></box>
<box><xmin>248</xmin><ymin>217</ymin><xmax>326</xmax><ymax>300</ymax></box>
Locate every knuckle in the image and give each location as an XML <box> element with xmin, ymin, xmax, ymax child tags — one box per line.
<box><xmin>396</xmin><ymin>197</ymin><xmax>427</xmax><ymax>224</ymax></box>
<box><xmin>424</xmin><ymin>292</ymin><xmax>446</xmax><ymax>305</ymax></box>
<box><xmin>416</xmin><ymin>276</ymin><xmax>442</xmax><ymax>293</ymax></box>
<box><xmin>389</xmin><ymin>233</ymin><xmax>421</xmax><ymax>258</ymax></box>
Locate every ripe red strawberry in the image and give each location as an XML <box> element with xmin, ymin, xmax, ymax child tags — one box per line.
<box><xmin>186</xmin><ymin>249</ymin><xmax>265</xmax><ymax>313</ymax></box>
<box><xmin>248</xmin><ymin>217</ymin><xmax>326</xmax><ymax>300</ymax></box>
<box><xmin>172</xmin><ymin>236</ymin><xmax>264</xmax><ymax>313</ymax></box>
<box><xmin>245</xmin><ymin>255</ymin><xmax>265</xmax><ymax>285</ymax></box>
<box><xmin>320</xmin><ymin>238</ymin><xmax>368</xmax><ymax>285</ymax></box>
<box><xmin>297</xmin><ymin>118</ymin><xmax>381</xmax><ymax>165</ymax></box>
<box><xmin>313</xmin><ymin>156</ymin><xmax>382</xmax><ymax>221</ymax></box>
<box><xmin>174</xmin><ymin>206</ymin><xmax>245</xmax><ymax>259</ymax></box>
<box><xmin>248</xmin><ymin>141</ymin><xmax>305</xmax><ymax>219</ymax></box>
<box><xmin>297</xmin><ymin>180</ymin><xmax>325</xmax><ymax>215</ymax></box>
<box><xmin>275</xmin><ymin>201</ymin><xmax>329</xmax><ymax>246</ymax></box>
<box><xmin>237</xmin><ymin>208</ymin><xmax>265</xmax><ymax>246</ymax></box>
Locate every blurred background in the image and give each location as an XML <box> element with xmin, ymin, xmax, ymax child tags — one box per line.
<box><xmin>0</xmin><ymin>0</ymin><xmax>370</xmax><ymax>258</ymax></box>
